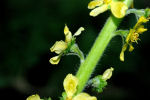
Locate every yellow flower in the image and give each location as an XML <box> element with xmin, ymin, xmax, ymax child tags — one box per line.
<box><xmin>120</xmin><ymin>16</ymin><xmax>149</xmax><ymax>61</ymax></box>
<box><xmin>63</xmin><ymin>74</ymin><xmax>97</xmax><ymax>100</ymax></box>
<box><xmin>50</xmin><ymin>25</ymin><xmax>84</xmax><ymax>64</ymax></box>
<box><xmin>63</xmin><ymin>74</ymin><xmax>79</xmax><ymax>99</ymax></box>
<box><xmin>50</xmin><ymin>41</ymin><xmax>67</xmax><ymax>54</ymax></box>
<box><xmin>102</xmin><ymin>67</ymin><xmax>114</xmax><ymax>81</ymax></box>
<box><xmin>88</xmin><ymin>0</ymin><xmax>128</xmax><ymax>18</ymax></box>
<box><xmin>26</xmin><ymin>94</ymin><xmax>41</xmax><ymax>100</ymax></box>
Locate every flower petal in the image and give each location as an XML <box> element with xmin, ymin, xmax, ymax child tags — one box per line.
<box><xmin>103</xmin><ymin>0</ymin><xmax>112</xmax><ymax>4</ymax></box>
<box><xmin>73</xmin><ymin>93</ymin><xmax>97</xmax><ymax>100</ymax></box>
<box><xmin>64</xmin><ymin>25</ymin><xmax>72</xmax><ymax>43</ymax></box>
<box><xmin>26</xmin><ymin>94</ymin><xmax>41</xmax><ymax>100</ymax></box>
<box><xmin>138</xmin><ymin>16</ymin><xmax>149</xmax><ymax>23</ymax></box>
<box><xmin>136</xmin><ymin>25</ymin><xmax>147</xmax><ymax>33</ymax></box>
<box><xmin>126</xmin><ymin>29</ymin><xmax>134</xmax><ymax>43</ymax></box>
<box><xmin>134</xmin><ymin>16</ymin><xmax>149</xmax><ymax>30</ymax></box>
<box><xmin>88</xmin><ymin>0</ymin><xmax>103</xmax><ymax>9</ymax></box>
<box><xmin>129</xmin><ymin>44</ymin><xmax>134</xmax><ymax>52</ymax></box>
<box><xmin>90</xmin><ymin>4</ymin><xmax>108</xmax><ymax>17</ymax></box>
<box><xmin>110</xmin><ymin>1</ymin><xmax>128</xmax><ymax>18</ymax></box>
<box><xmin>50</xmin><ymin>40</ymin><xmax>67</xmax><ymax>54</ymax></box>
<box><xmin>49</xmin><ymin>56</ymin><xmax>61</xmax><ymax>65</ymax></box>
<box><xmin>120</xmin><ymin>50</ymin><xmax>124</xmax><ymax>62</ymax></box>
<box><xmin>120</xmin><ymin>43</ymin><xmax>128</xmax><ymax>62</ymax></box>
<box><xmin>74</xmin><ymin>27</ymin><xmax>85</xmax><ymax>36</ymax></box>
<box><xmin>63</xmin><ymin>74</ymin><xmax>78</xmax><ymax>99</ymax></box>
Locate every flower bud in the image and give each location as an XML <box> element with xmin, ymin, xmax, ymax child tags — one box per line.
<box><xmin>102</xmin><ymin>67</ymin><xmax>114</xmax><ymax>80</ymax></box>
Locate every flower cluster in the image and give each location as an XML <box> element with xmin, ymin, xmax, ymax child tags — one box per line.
<box><xmin>50</xmin><ymin>25</ymin><xmax>84</xmax><ymax>64</ymax></box>
<box><xmin>88</xmin><ymin>0</ymin><xmax>128</xmax><ymax>18</ymax></box>
<box><xmin>63</xmin><ymin>74</ymin><xmax>97</xmax><ymax>100</ymax></box>
<box><xmin>26</xmin><ymin>1</ymin><xmax>150</xmax><ymax>100</ymax></box>
<box><xmin>120</xmin><ymin>16</ymin><xmax>149</xmax><ymax>61</ymax></box>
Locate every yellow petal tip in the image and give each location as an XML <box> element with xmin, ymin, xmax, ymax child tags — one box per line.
<box><xmin>120</xmin><ymin>52</ymin><xmax>124</xmax><ymax>62</ymax></box>
<box><xmin>89</xmin><ymin>5</ymin><xmax>108</xmax><ymax>17</ymax></box>
<box><xmin>88</xmin><ymin>0</ymin><xmax>103</xmax><ymax>9</ymax></box>
<box><xmin>74</xmin><ymin>27</ymin><xmax>85</xmax><ymax>36</ymax></box>
<box><xmin>64</xmin><ymin>25</ymin><xmax>70</xmax><ymax>35</ymax></box>
<box><xmin>49</xmin><ymin>56</ymin><xmax>60</xmax><ymax>65</ymax></box>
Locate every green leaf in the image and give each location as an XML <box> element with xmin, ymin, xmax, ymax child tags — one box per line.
<box><xmin>60</xmin><ymin>92</ymin><xmax>67</xmax><ymax>100</ymax></box>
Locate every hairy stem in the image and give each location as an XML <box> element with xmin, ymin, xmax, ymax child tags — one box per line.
<box><xmin>76</xmin><ymin>0</ymin><xmax>133</xmax><ymax>93</ymax></box>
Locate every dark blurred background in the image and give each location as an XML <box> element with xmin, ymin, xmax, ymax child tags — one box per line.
<box><xmin>0</xmin><ymin>0</ymin><xmax>150</xmax><ymax>100</ymax></box>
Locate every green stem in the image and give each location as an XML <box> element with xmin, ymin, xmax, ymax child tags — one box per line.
<box><xmin>70</xmin><ymin>44</ymin><xmax>85</xmax><ymax>63</ymax></box>
<box><xmin>76</xmin><ymin>0</ymin><xmax>133</xmax><ymax>93</ymax></box>
<box><xmin>126</xmin><ymin>8</ymin><xmax>145</xmax><ymax>16</ymax></box>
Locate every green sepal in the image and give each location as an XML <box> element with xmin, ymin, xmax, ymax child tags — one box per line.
<box><xmin>63</xmin><ymin>37</ymin><xmax>76</xmax><ymax>55</ymax></box>
<box><xmin>88</xmin><ymin>75</ymin><xmax>107</xmax><ymax>93</ymax></box>
<box><xmin>42</xmin><ymin>97</ymin><xmax>52</xmax><ymax>100</ymax></box>
<box><xmin>144</xmin><ymin>8</ymin><xmax>150</xmax><ymax>18</ymax></box>
<box><xmin>62</xmin><ymin>36</ymin><xmax>84</xmax><ymax>63</ymax></box>
<box><xmin>107</xmin><ymin>5</ymin><xmax>111</xmax><ymax>10</ymax></box>
<box><xmin>60</xmin><ymin>92</ymin><xmax>67</xmax><ymax>100</ymax></box>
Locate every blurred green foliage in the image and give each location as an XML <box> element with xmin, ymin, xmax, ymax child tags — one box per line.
<box><xmin>0</xmin><ymin>0</ymin><xmax>150</xmax><ymax>100</ymax></box>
